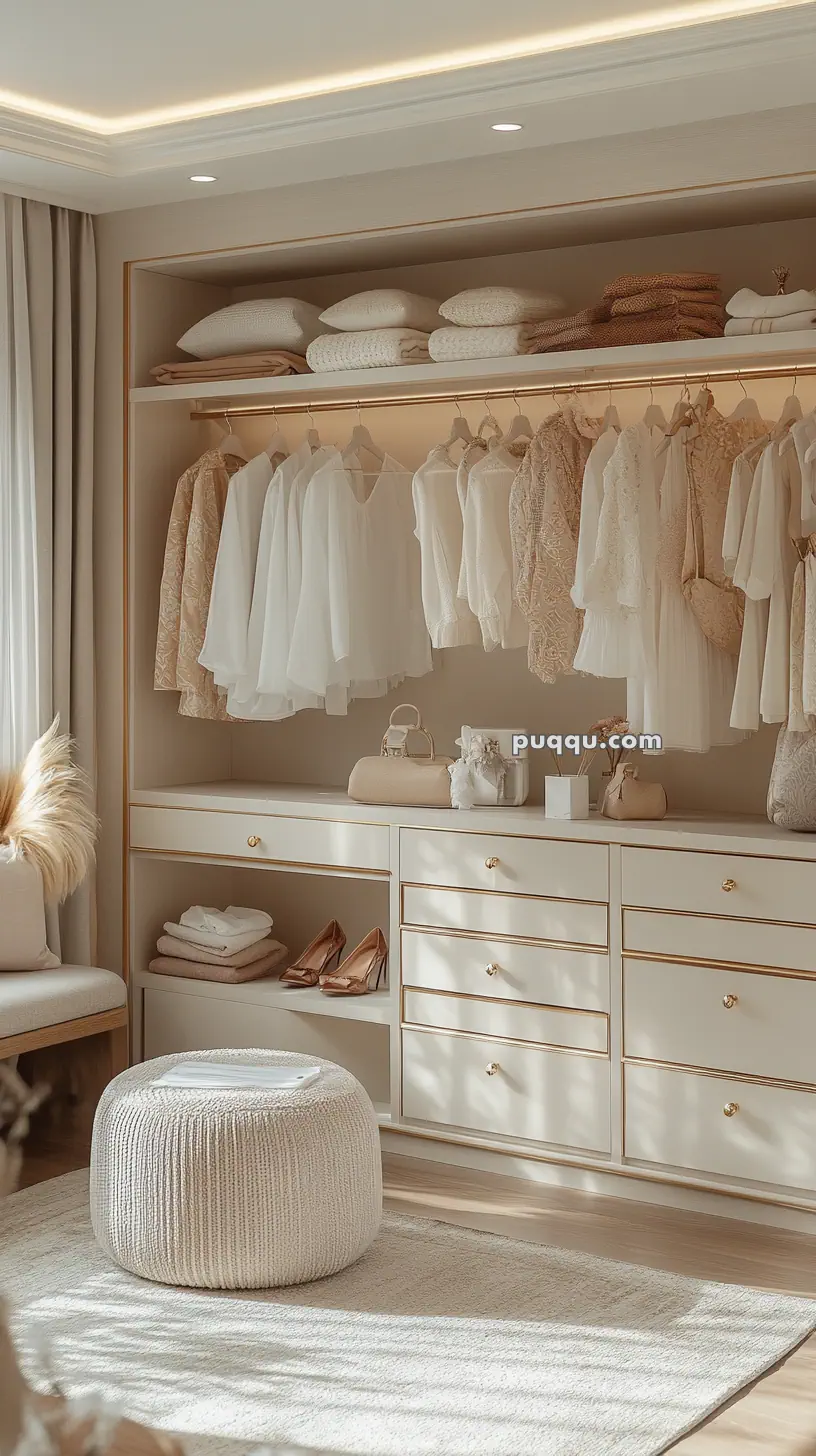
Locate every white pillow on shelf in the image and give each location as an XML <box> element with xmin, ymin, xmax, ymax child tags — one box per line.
<box><xmin>319</xmin><ymin>289</ymin><xmax>441</xmax><ymax>333</ymax></box>
<box><xmin>440</xmin><ymin>286</ymin><xmax>566</xmax><ymax>327</ymax></box>
<box><xmin>178</xmin><ymin>299</ymin><xmax>327</xmax><ymax>359</ymax></box>
<box><xmin>0</xmin><ymin>849</ymin><xmax>60</xmax><ymax>971</ymax></box>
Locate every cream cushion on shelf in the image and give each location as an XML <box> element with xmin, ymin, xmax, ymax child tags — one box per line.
<box><xmin>0</xmin><ymin>850</ymin><xmax>60</xmax><ymax>970</ymax></box>
<box><xmin>439</xmin><ymin>285</ymin><xmax>566</xmax><ymax>327</ymax></box>
<box><xmin>0</xmin><ymin>967</ymin><xmax>126</xmax><ymax>1038</ymax></box>
<box><xmin>90</xmin><ymin>1048</ymin><xmax>382</xmax><ymax>1290</ymax></box>
<box><xmin>178</xmin><ymin>299</ymin><xmax>327</xmax><ymax>359</ymax></box>
<box><xmin>319</xmin><ymin>289</ymin><xmax>441</xmax><ymax>333</ymax></box>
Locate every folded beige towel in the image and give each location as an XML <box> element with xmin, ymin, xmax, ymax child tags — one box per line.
<box><xmin>611</xmin><ymin>289</ymin><xmax>723</xmax><ymax>316</ymax></box>
<box><xmin>306</xmin><ymin>328</ymin><xmax>430</xmax><ymax>372</ymax></box>
<box><xmin>163</xmin><ymin>920</ymin><xmax>271</xmax><ymax>956</ymax></box>
<box><xmin>156</xmin><ymin>933</ymin><xmax>280</xmax><ymax>968</ymax></box>
<box><xmin>150</xmin><ymin>351</ymin><xmax>310</xmax><ymax>384</ymax></box>
<box><xmin>148</xmin><ymin>943</ymin><xmax>288</xmax><ymax>984</ymax></box>
<box><xmin>428</xmin><ymin>324</ymin><xmax>534</xmax><ymax>362</ymax></box>
<box><xmin>531</xmin><ymin>309</ymin><xmax>723</xmax><ymax>353</ymax></box>
<box><xmin>604</xmin><ymin>271</ymin><xmax>720</xmax><ymax>300</ymax></box>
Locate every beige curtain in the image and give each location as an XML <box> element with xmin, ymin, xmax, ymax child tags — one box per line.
<box><xmin>22</xmin><ymin>201</ymin><xmax>97</xmax><ymax>965</ymax></box>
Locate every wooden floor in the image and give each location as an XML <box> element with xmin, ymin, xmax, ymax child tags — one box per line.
<box><xmin>14</xmin><ymin>1148</ymin><xmax>816</xmax><ymax>1452</ymax></box>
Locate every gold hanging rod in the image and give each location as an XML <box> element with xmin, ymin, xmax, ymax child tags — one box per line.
<box><xmin>188</xmin><ymin>361</ymin><xmax>816</xmax><ymax>421</ymax></box>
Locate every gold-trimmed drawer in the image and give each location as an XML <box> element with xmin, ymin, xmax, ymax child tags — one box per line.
<box><xmin>401</xmin><ymin>929</ymin><xmax>609</xmax><ymax>1012</ymax></box>
<box><xmin>130</xmin><ymin>806</ymin><xmax>390</xmax><ymax>874</ymax></box>
<box><xmin>624</xmin><ymin>1061</ymin><xmax>816</xmax><ymax>1193</ymax></box>
<box><xmin>402</xmin><ymin>885</ymin><xmax>608</xmax><ymax>948</ymax></box>
<box><xmin>623</xmin><ymin>957</ymin><xmax>816</xmax><ymax>1085</ymax></box>
<box><xmin>402</xmin><ymin>1025</ymin><xmax>610</xmax><ymax>1152</ymax></box>
<box><xmin>621</xmin><ymin>846</ymin><xmax>816</xmax><ymax>924</ymax></box>
<box><xmin>403</xmin><ymin>987</ymin><xmax>609</xmax><ymax>1053</ymax></box>
<box><xmin>400</xmin><ymin>828</ymin><xmax>608</xmax><ymax>902</ymax></box>
<box><xmin>623</xmin><ymin>908</ymin><xmax>816</xmax><ymax>973</ymax></box>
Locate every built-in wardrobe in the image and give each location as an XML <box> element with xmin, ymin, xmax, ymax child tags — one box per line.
<box><xmin>126</xmin><ymin>201</ymin><xmax>816</xmax><ymax>1233</ymax></box>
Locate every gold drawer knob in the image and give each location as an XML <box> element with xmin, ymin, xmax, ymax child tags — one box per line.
<box><xmin>485</xmin><ymin>962</ymin><xmax>500</xmax><ymax>977</ymax></box>
<box><xmin>722</xmin><ymin>993</ymin><xmax>739</xmax><ymax>1009</ymax></box>
<box><xmin>721</xmin><ymin>878</ymin><xmax>737</xmax><ymax>892</ymax></box>
<box><xmin>247</xmin><ymin>835</ymin><xmax>261</xmax><ymax>848</ymax></box>
<box><xmin>723</xmin><ymin>1101</ymin><xmax>739</xmax><ymax>1117</ymax></box>
<box><xmin>485</xmin><ymin>856</ymin><xmax>500</xmax><ymax>870</ymax></box>
<box><xmin>485</xmin><ymin>1061</ymin><xmax>500</xmax><ymax>1076</ymax></box>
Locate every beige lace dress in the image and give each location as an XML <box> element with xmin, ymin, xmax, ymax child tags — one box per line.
<box><xmin>510</xmin><ymin>405</ymin><xmax>600</xmax><ymax>683</ymax></box>
<box><xmin>155</xmin><ymin>448</ymin><xmax>246</xmax><ymax>719</ymax></box>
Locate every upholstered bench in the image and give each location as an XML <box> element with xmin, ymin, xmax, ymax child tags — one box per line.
<box><xmin>0</xmin><ymin>967</ymin><xmax>128</xmax><ymax>1063</ymax></box>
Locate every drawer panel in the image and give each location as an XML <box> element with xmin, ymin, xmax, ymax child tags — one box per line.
<box><xmin>622</xmin><ymin>846</ymin><xmax>816</xmax><ymax>924</ymax></box>
<box><xmin>401</xmin><ymin>930</ymin><xmax>609</xmax><ymax>1012</ymax></box>
<box><xmin>402</xmin><ymin>885</ymin><xmax>608</xmax><ymax>948</ymax></box>
<box><xmin>624</xmin><ymin>1061</ymin><xmax>816</xmax><ymax>1193</ymax></box>
<box><xmin>402</xmin><ymin>1026</ymin><xmax>610</xmax><ymax>1152</ymax></box>
<box><xmin>624</xmin><ymin>958</ymin><xmax>816</xmax><ymax>1085</ymax></box>
<box><xmin>403</xmin><ymin>988</ymin><xmax>608</xmax><ymax>1052</ymax></box>
<box><xmin>623</xmin><ymin>909</ymin><xmax>816</xmax><ymax>973</ymax></box>
<box><xmin>401</xmin><ymin>828</ymin><xmax>608</xmax><ymax>902</ymax></box>
<box><xmin>130</xmin><ymin>806</ymin><xmax>390</xmax><ymax>874</ymax></box>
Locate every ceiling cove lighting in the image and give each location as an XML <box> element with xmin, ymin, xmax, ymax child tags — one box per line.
<box><xmin>0</xmin><ymin>0</ymin><xmax>808</xmax><ymax>135</ymax></box>
<box><xmin>492</xmin><ymin>122</ymin><xmax>523</xmax><ymax>131</ymax></box>
<box><xmin>189</xmin><ymin>174</ymin><xmax>217</xmax><ymax>182</ymax></box>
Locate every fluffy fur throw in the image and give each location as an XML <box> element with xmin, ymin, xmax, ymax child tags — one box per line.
<box><xmin>0</xmin><ymin>718</ymin><xmax>97</xmax><ymax>902</ymax></box>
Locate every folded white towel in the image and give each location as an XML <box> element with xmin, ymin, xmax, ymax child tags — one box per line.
<box><xmin>306</xmin><ymin>328</ymin><xmax>430</xmax><ymax>373</ymax></box>
<box><xmin>156</xmin><ymin>933</ymin><xmax>278</xmax><ymax>968</ymax></box>
<box><xmin>724</xmin><ymin>313</ymin><xmax>816</xmax><ymax>335</ymax></box>
<box><xmin>163</xmin><ymin>921</ymin><xmax>272</xmax><ymax>956</ymax></box>
<box><xmin>154</xmin><ymin>1062</ymin><xmax>321</xmax><ymax>1091</ymax></box>
<box><xmin>428</xmin><ymin>324</ymin><xmax>533</xmax><ymax>362</ymax></box>
<box><xmin>179</xmin><ymin>905</ymin><xmax>273</xmax><ymax>936</ymax></box>
<box><xmin>726</xmin><ymin>287</ymin><xmax>816</xmax><ymax>319</ymax></box>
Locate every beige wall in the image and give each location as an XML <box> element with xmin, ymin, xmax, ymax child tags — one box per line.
<box><xmin>94</xmin><ymin>104</ymin><xmax>816</xmax><ymax>974</ymax></box>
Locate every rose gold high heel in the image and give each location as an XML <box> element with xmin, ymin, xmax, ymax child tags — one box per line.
<box><xmin>319</xmin><ymin>928</ymin><xmax>387</xmax><ymax>996</ymax></box>
<box><xmin>280</xmin><ymin>920</ymin><xmax>346</xmax><ymax>987</ymax></box>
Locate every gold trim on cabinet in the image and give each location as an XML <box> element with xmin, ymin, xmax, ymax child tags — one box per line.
<box><xmin>130</xmin><ymin>844</ymin><xmax>389</xmax><ymax>878</ymax></box>
<box><xmin>131</xmin><ymin>799</ymin><xmax>391</xmax><ymax>830</ymax></box>
<box><xmin>401</xmin><ymin>981</ymin><xmax>609</xmax><ymax>1024</ymax></box>
<box><xmin>621</xmin><ymin>841</ymin><xmax>816</xmax><ymax>869</ymax></box>
<box><xmin>122</xmin><ymin>259</ymin><xmax>132</xmax><ymax>987</ymax></box>
<box><xmin>401</xmin><ymin>1019</ymin><xmax>609</xmax><ymax>1060</ymax></box>
<box><xmin>622</xmin><ymin>948</ymin><xmax>816</xmax><ymax>982</ymax></box>
<box><xmin>622</xmin><ymin>902</ymin><xmax>816</xmax><ymax>932</ymax></box>
<box><xmin>401</xmin><ymin>825</ymin><xmax>611</xmax><ymax>852</ymax></box>
<box><xmin>623</xmin><ymin>1054</ymin><xmax>816</xmax><ymax>1095</ymax></box>
<box><xmin>401</xmin><ymin>881</ymin><xmax>608</xmax><ymax>909</ymax></box>
<box><xmin>400</xmin><ymin>921</ymin><xmax>611</xmax><ymax>959</ymax></box>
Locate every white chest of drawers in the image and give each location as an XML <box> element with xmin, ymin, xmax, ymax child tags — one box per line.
<box><xmin>129</xmin><ymin>788</ymin><xmax>816</xmax><ymax>1231</ymax></box>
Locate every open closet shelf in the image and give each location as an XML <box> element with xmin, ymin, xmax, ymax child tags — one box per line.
<box><xmin>135</xmin><ymin>969</ymin><xmax>392</xmax><ymax>1026</ymax></box>
<box><xmin>130</xmin><ymin>332</ymin><xmax>816</xmax><ymax>408</ymax></box>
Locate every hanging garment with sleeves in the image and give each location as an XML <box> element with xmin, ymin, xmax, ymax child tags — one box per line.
<box><xmin>155</xmin><ymin>445</ymin><xmax>246</xmax><ymax>720</ymax></box>
<box><xmin>459</xmin><ymin>441</ymin><xmax>528</xmax><ymax>650</ymax></box>
<box><xmin>572</xmin><ymin>426</ymin><xmax>621</xmax><ymax>673</ymax></box>
<box><xmin>412</xmin><ymin>444</ymin><xmax>480</xmax><ymax>648</ymax></box>
<box><xmin>198</xmin><ymin>450</ymin><xmax>283</xmax><ymax>695</ymax></box>
<box><xmin>510</xmin><ymin>405</ymin><xmax>600</xmax><ymax>683</ymax></box>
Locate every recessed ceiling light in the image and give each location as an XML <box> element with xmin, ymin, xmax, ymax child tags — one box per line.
<box><xmin>491</xmin><ymin>122</ymin><xmax>523</xmax><ymax>132</ymax></box>
<box><xmin>189</xmin><ymin>173</ymin><xmax>217</xmax><ymax>182</ymax></box>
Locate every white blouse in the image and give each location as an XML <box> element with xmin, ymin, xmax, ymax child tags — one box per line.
<box><xmin>198</xmin><ymin>450</ymin><xmax>277</xmax><ymax>694</ymax></box>
<box><xmin>459</xmin><ymin>443</ymin><xmax>528</xmax><ymax>651</ymax></box>
<box><xmin>412</xmin><ymin>445</ymin><xmax>480</xmax><ymax>648</ymax></box>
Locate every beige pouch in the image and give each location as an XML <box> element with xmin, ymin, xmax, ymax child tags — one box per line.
<box><xmin>602</xmin><ymin>761</ymin><xmax>667</xmax><ymax>820</ymax></box>
<box><xmin>348</xmin><ymin>704</ymin><xmax>453</xmax><ymax>808</ymax></box>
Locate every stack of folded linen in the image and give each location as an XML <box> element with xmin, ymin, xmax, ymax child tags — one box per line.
<box><xmin>149</xmin><ymin>905</ymin><xmax>288</xmax><ymax>983</ymax></box>
<box><xmin>725</xmin><ymin>286</ymin><xmax>816</xmax><ymax>335</ymax></box>
<box><xmin>306</xmin><ymin>289</ymin><xmax>441</xmax><ymax>372</ymax></box>
<box><xmin>429</xmin><ymin>286</ymin><xmax>565</xmax><ymax>362</ymax></box>
<box><xmin>151</xmin><ymin>298</ymin><xmax>327</xmax><ymax>384</ymax></box>
<box><xmin>530</xmin><ymin>272</ymin><xmax>725</xmax><ymax>352</ymax></box>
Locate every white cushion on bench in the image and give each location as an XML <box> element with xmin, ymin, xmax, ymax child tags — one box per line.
<box><xmin>0</xmin><ymin>967</ymin><xmax>126</xmax><ymax>1039</ymax></box>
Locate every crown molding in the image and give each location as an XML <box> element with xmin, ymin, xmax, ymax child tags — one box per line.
<box><xmin>1</xmin><ymin>4</ymin><xmax>815</xmax><ymax>196</ymax></box>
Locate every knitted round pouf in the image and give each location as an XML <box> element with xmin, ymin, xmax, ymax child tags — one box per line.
<box><xmin>90</xmin><ymin>1049</ymin><xmax>382</xmax><ymax>1289</ymax></box>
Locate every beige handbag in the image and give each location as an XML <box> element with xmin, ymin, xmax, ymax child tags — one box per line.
<box><xmin>348</xmin><ymin>704</ymin><xmax>453</xmax><ymax>808</ymax></box>
<box><xmin>601</xmin><ymin>761</ymin><xmax>667</xmax><ymax>820</ymax></box>
<box><xmin>767</xmin><ymin>726</ymin><xmax>816</xmax><ymax>831</ymax></box>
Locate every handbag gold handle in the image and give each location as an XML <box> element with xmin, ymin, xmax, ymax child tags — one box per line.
<box><xmin>381</xmin><ymin>704</ymin><xmax>436</xmax><ymax>761</ymax></box>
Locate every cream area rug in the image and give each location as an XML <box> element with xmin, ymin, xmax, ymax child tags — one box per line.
<box><xmin>2</xmin><ymin>1171</ymin><xmax>814</xmax><ymax>1456</ymax></box>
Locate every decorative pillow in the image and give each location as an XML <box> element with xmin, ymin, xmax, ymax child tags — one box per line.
<box><xmin>178</xmin><ymin>300</ymin><xmax>328</xmax><ymax>359</ymax></box>
<box><xmin>320</xmin><ymin>290</ymin><xmax>441</xmax><ymax>333</ymax></box>
<box><xmin>0</xmin><ymin>850</ymin><xmax>60</xmax><ymax>971</ymax></box>
<box><xmin>440</xmin><ymin>286</ymin><xmax>566</xmax><ymax>327</ymax></box>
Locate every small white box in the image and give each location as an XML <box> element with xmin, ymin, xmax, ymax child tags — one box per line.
<box><xmin>544</xmin><ymin>774</ymin><xmax>590</xmax><ymax>820</ymax></box>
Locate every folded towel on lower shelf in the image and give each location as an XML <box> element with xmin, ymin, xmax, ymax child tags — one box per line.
<box><xmin>148</xmin><ymin>942</ymin><xmax>288</xmax><ymax>984</ymax></box>
<box><xmin>150</xmin><ymin>351</ymin><xmax>310</xmax><ymax>384</ymax></box>
<box><xmin>156</xmin><ymin>933</ymin><xmax>279</xmax><ymax>968</ymax></box>
<box><xmin>179</xmin><ymin>904</ymin><xmax>273</xmax><ymax>937</ymax></box>
<box><xmin>306</xmin><ymin>328</ymin><xmax>430</xmax><ymax>372</ymax></box>
<box><xmin>725</xmin><ymin>312</ymin><xmax>816</xmax><ymax>335</ymax></box>
<box><xmin>163</xmin><ymin>921</ymin><xmax>272</xmax><ymax>956</ymax></box>
<box><xmin>428</xmin><ymin>324</ymin><xmax>534</xmax><ymax>361</ymax></box>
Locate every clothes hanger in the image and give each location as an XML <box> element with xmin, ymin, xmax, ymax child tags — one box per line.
<box><xmin>499</xmin><ymin>393</ymin><xmax>534</xmax><ymax>447</ymax></box>
<box><xmin>656</xmin><ymin>381</ymin><xmax>694</xmax><ymax>456</ymax></box>
<box><xmin>474</xmin><ymin>399</ymin><xmax>502</xmax><ymax>445</ymax></box>
<box><xmin>265</xmin><ymin>406</ymin><xmax>288</xmax><ymax>460</ymax></box>
<box><xmin>219</xmin><ymin>412</ymin><xmax>248</xmax><ymax>461</ymax></box>
<box><xmin>642</xmin><ymin>383</ymin><xmax>667</xmax><ymax>431</ymax></box>
<box><xmin>444</xmin><ymin>399</ymin><xmax>475</xmax><ymax>449</ymax></box>
<box><xmin>772</xmin><ymin>376</ymin><xmax>803</xmax><ymax>442</ymax></box>
<box><xmin>305</xmin><ymin>405</ymin><xmax>321</xmax><ymax>451</ymax></box>
<box><xmin>600</xmin><ymin>384</ymin><xmax>621</xmax><ymax>434</ymax></box>
<box><xmin>342</xmin><ymin>405</ymin><xmax>386</xmax><ymax>466</ymax></box>
<box><xmin>729</xmin><ymin>373</ymin><xmax>762</xmax><ymax>422</ymax></box>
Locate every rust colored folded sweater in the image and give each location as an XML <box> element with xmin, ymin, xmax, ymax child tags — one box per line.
<box><xmin>604</xmin><ymin>272</ymin><xmax>721</xmax><ymax>299</ymax></box>
<box><xmin>611</xmin><ymin>289</ymin><xmax>723</xmax><ymax>316</ymax></box>
<box><xmin>530</xmin><ymin>308</ymin><xmax>724</xmax><ymax>353</ymax></box>
<box><xmin>150</xmin><ymin>350</ymin><xmax>310</xmax><ymax>384</ymax></box>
